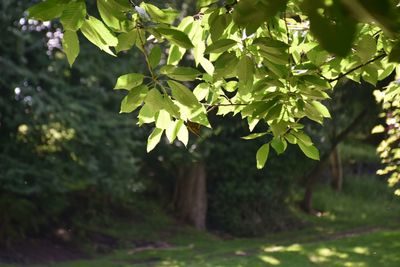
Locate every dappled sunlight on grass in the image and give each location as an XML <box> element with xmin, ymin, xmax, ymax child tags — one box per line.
<box><xmin>254</xmin><ymin>231</ymin><xmax>400</xmax><ymax>267</ymax></box>
<box><xmin>2</xmin><ymin>180</ymin><xmax>399</xmax><ymax>267</ymax></box>
<box><xmin>308</xmin><ymin>247</ymin><xmax>349</xmax><ymax>264</ymax></box>
<box><xmin>0</xmin><ymin>231</ymin><xmax>399</xmax><ymax>267</ymax></box>
<box><xmin>352</xmin><ymin>247</ymin><xmax>370</xmax><ymax>255</ymax></box>
<box><xmin>259</xmin><ymin>255</ymin><xmax>281</xmax><ymax>265</ymax></box>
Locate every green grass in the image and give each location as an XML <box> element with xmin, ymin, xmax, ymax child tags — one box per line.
<box><xmin>1</xmin><ymin>176</ymin><xmax>399</xmax><ymax>267</ymax></box>
<box><xmin>12</xmin><ymin>230</ymin><xmax>399</xmax><ymax>267</ymax></box>
<box><xmin>308</xmin><ymin>176</ymin><xmax>400</xmax><ymax>231</ymax></box>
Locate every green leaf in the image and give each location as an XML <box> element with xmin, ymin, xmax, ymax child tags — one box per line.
<box><xmin>62</xmin><ymin>30</ymin><xmax>80</xmax><ymax>66</ymax></box>
<box><xmin>263</xmin><ymin>60</ymin><xmax>288</xmax><ymax>78</ymax></box>
<box><xmin>190</xmin><ymin>112</ymin><xmax>211</xmax><ymax>128</ymax></box>
<box><xmin>145</xmin><ymin>89</ymin><xmax>165</xmax><ymax>113</ymax></box>
<box><xmin>205</xmin><ymin>39</ymin><xmax>237</xmax><ymax>54</ymax></box>
<box><xmin>285</xmin><ymin>133</ymin><xmax>297</xmax><ymax>144</ymax></box>
<box><xmin>357</xmin><ymin>35</ymin><xmax>376</xmax><ymax>63</ymax></box>
<box><xmin>156</xmin><ymin>28</ymin><xmax>194</xmax><ymax>49</ymax></box>
<box><xmin>389</xmin><ymin>43</ymin><xmax>400</xmax><ymax>63</ymax></box>
<box><xmin>177</xmin><ymin>121</ymin><xmax>189</xmax><ymax>146</ymax></box>
<box><xmin>362</xmin><ymin>65</ymin><xmax>378</xmax><ymax>86</ymax></box>
<box><xmin>256</xmin><ymin>143</ymin><xmax>270</xmax><ymax>169</ymax></box>
<box><xmin>60</xmin><ymin>0</ymin><xmax>86</xmax><ymax>31</ymax></box>
<box><xmin>341</xmin><ymin>0</ymin><xmax>400</xmax><ymax>36</ymax></box>
<box><xmin>304</xmin><ymin>103</ymin><xmax>324</xmax><ymax>124</ymax></box>
<box><xmin>292</xmin><ymin>131</ymin><xmax>313</xmax><ymax>146</ymax></box>
<box><xmin>87</xmin><ymin>16</ymin><xmax>118</xmax><ymax>46</ymax></box>
<box><xmin>311</xmin><ymin>101</ymin><xmax>331</xmax><ymax>118</ymax></box>
<box><xmin>97</xmin><ymin>0</ymin><xmax>132</xmax><ymax>32</ymax></box>
<box><xmin>197</xmin><ymin>0</ymin><xmax>219</xmax><ymax>9</ymax></box>
<box><xmin>142</xmin><ymin>3</ymin><xmax>173</xmax><ymax>24</ymax></box>
<box><xmin>233</xmin><ymin>0</ymin><xmax>288</xmax><ymax>34</ymax></box>
<box><xmin>120</xmin><ymin>85</ymin><xmax>148</xmax><ymax>113</ymax></box>
<box><xmin>199</xmin><ymin>58</ymin><xmax>215</xmax><ymax>76</ymax></box>
<box><xmin>138</xmin><ymin>104</ymin><xmax>156</xmax><ymax>125</ymax></box>
<box><xmin>166</xmin><ymin>120</ymin><xmax>183</xmax><ymax>143</ymax></box>
<box><xmin>237</xmin><ymin>56</ymin><xmax>254</xmax><ymax>88</ymax></box>
<box><xmin>241</xmin><ymin>132</ymin><xmax>268</xmax><ymax>140</ymax></box>
<box><xmin>261</xmin><ymin>51</ymin><xmax>288</xmax><ymax>65</ymax></box>
<box><xmin>252</xmin><ymin>37</ymin><xmax>289</xmax><ymax>55</ymax></box>
<box><xmin>167</xmin><ymin>44</ymin><xmax>186</xmax><ymax>65</ymax></box>
<box><xmin>156</xmin><ymin>110</ymin><xmax>172</xmax><ymax>129</ymax></box>
<box><xmin>114</xmin><ymin>73</ymin><xmax>144</xmax><ymax>90</ymax></box>
<box><xmin>305</xmin><ymin>0</ymin><xmax>356</xmax><ymax>57</ymax></box>
<box><xmin>270</xmin><ymin>121</ymin><xmax>289</xmax><ymax>136</ymax></box>
<box><xmin>160</xmin><ymin>65</ymin><xmax>201</xmax><ymax>81</ymax></box>
<box><xmin>303</xmin><ymin>75</ymin><xmax>331</xmax><ymax>89</ymax></box>
<box><xmin>80</xmin><ymin>16</ymin><xmax>118</xmax><ymax>55</ymax></box>
<box><xmin>208</xmin><ymin>12</ymin><xmax>230</xmax><ymax>42</ymax></box>
<box><xmin>225</xmin><ymin>81</ymin><xmax>238</xmax><ymax>92</ymax></box>
<box><xmin>149</xmin><ymin>45</ymin><xmax>162</xmax><ymax>68</ymax></box>
<box><xmin>116</xmin><ymin>30</ymin><xmax>137</xmax><ymax>53</ymax></box>
<box><xmin>147</xmin><ymin>128</ymin><xmax>164</xmax><ymax>152</ymax></box>
<box><xmin>27</xmin><ymin>0</ymin><xmax>66</xmax><ymax>21</ymax></box>
<box><xmin>163</xmin><ymin>95</ymin><xmax>181</xmax><ymax>118</ymax></box>
<box><xmin>193</xmin><ymin>83</ymin><xmax>209</xmax><ymax>101</ymax></box>
<box><xmin>265</xmin><ymin>103</ymin><xmax>283</xmax><ymax>121</ymax></box>
<box><xmin>371</xmin><ymin>125</ymin><xmax>385</xmax><ymax>134</ymax></box>
<box><xmin>168</xmin><ymin>81</ymin><xmax>200</xmax><ymax>109</ymax></box>
<box><xmin>271</xmin><ymin>137</ymin><xmax>286</xmax><ymax>154</ymax></box>
<box><xmin>298</xmin><ymin>142</ymin><xmax>320</xmax><ymax>160</ymax></box>
<box><xmin>168</xmin><ymin>81</ymin><xmax>210</xmax><ymax>127</ymax></box>
<box><xmin>214</xmin><ymin>52</ymin><xmax>239</xmax><ymax>78</ymax></box>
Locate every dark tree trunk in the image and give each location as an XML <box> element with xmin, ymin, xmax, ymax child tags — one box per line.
<box><xmin>330</xmin><ymin>146</ymin><xmax>343</xmax><ymax>192</ymax></box>
<box><xmin>300</xmin><ymin>159</ymin><xmax>326</xmax><ymax>214</ymax></box>
<box><xmin>172</xmin><ymin>161</ymin><xmax>207</xmax><ymax>230</ymax></box>
<box><xmin>300</xmin><ymin>109</ymin><xmax>367</xmax><ymax>214</ymax></box>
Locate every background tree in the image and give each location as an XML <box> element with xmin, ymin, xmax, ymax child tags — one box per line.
<box><xmin>0</xmin><ymin>0</ymin><xmax>149</xmax><ymax>243</ymax></box>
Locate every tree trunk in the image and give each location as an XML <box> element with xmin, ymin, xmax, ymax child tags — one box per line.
<box><xmin>300</xmin><ymin>109</ymin><xmax>367</xmax><ymax>214</ymax></box>
<box><xmin>330</xmin><ymin>146</ymin><xmax>343</xmax><ymax>191</ymax></box>
<box><xmin>300</xmin><ymin>161</ymin><xmax>325</xmax><ymax>214</ymax></box>
<box><xmin>172</xmin><ymin>161</ymin><xmax>207</xmax><ymax>230</ymax></box>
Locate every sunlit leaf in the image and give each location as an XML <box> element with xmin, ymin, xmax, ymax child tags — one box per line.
<box><xmin>298</xmin><ymin>142</ymin><xmax>319</xmax><ymax>160</ymax></box>
<box><xmin>205</xmin><ymin>39</ymin><xmax>237</xmax><ymax>54</ymax></box>
<box><xmin>62</xmin><ymin>30</ymin><xmax>80</xmax><ymax>66</ymax></box>
<box><xmin>147</xmin><ymin>128</ymin><xmax>164</xmax><ymax>152</ymax></box>
<box><xmin>256</xmin><ymin>143</ymin><xmax>270</xmax><ymax>169</ymax></box>
<box><xmin>28</xmin><ymin>0</ymin><xmax>66</xmax><ymax>21</ymax></box>
<box><xmin>156</xmin><ymin>28</ymin><xmax>194</xmax><ymax>49</ymax></box>
<box><xmin>114</xmin><ymin>73</ymin><xmax>144</xmax><ymax>90</ymax></box>
<box><xmin>60</xmin><ymin>0</ymin><xmax>86</xmax><ymax>31</ymax></box>
<box><xmin>149</xmin><ymin>45</ymin><xmax>162</xmax><ymax>69</ymax></box>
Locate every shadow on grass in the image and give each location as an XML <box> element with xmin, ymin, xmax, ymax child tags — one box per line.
<box><xmin>42</xmin><ymin>230</ymin><xmax>400</xmax><ymax>267</ymax></box>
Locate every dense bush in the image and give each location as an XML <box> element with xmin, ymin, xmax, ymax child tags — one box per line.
<box><xmin>0</xmin><ymin>1</ymin><xmax>147</xmax><ymax>244</ymax></box>
<box><xmin>205</xmin><ymin>117</ymin><xmax>311</xmax><ymax>236</ymax></box>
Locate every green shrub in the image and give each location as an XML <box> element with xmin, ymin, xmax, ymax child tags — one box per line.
<box><xmin>205</xmin><ymin>118</ymin><xmax>311</xmax><ymax>236</ymax></box>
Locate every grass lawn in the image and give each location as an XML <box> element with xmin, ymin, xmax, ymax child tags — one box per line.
<box><xmin>1</xmin><ymin>176</ymin><xmax>399</xmax><ymax>267</ymax></box>
<box><xmin>5</xmin><ymin>230</ymin><xmax>397</xmax><ymax>267</ymax></box>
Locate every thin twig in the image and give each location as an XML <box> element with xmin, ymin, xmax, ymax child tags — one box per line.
<box><xmin>327</xmin><ymin>53</ymin><xmax>386</xmax><ymax>83</ymax></box>
<box><xmin>136</xmin><ymin>27</ymin><xmax>169</xmax><ymax>95</ymax></box>
<box><xmin>204</xmin><ymin>103</ymin><xmax>249</xmax><ymax>107</ymax></box>
<box><xmin>136</xmin><ymin>27</ymin><xmax>156</xmax><ymax>81</ymax></box>
<box><xmin>283</xmin><ymin>12</ymin><xmax>292</xmax><ymax>91</ymax></box>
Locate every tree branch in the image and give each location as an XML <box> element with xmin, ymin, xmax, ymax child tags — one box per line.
<box><xmin>327</xmin><ymin>53</ymin><xmax>386</xmax><ymax>83</ymax></box>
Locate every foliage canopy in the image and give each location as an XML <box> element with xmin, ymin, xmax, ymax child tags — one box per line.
<box><xmin>27</xmin><ymin>0</ymin><xmax>400</xmax><ymax>184</ymax></box>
